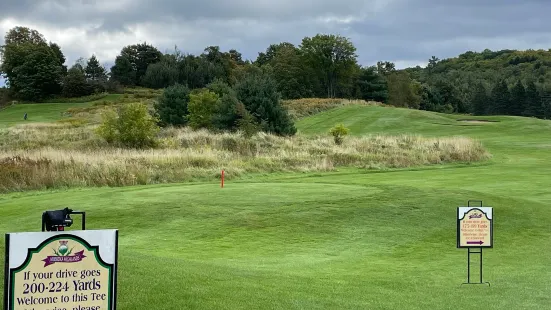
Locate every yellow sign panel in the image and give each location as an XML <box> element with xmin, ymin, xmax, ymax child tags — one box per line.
<box><xmin>457</xmin><ymin>207</ymin><xmax>493</xmax><ymax>248</ymax></box>
<box><xmin>7</xmin><ymin>234</ymin><xmax>115</xmax><ymax>310</ymax></box>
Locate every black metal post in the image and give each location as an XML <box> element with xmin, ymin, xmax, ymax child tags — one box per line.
<box><xmin>71</xmin><ymin>211</ymin><xmax>86</xmax><ymax>230</ymax></box>
<box><xmin>113</xmin><ymin>230</ymin><xmax>119</xmax><ymax>310</ymax></box>
<box><xmin>4</xmin><ymin>234</ymin><xmax>10</xmax><ymax>310</ymax></box>
<box><xmin>462</xmin><ymin>247</ymin><xmax>490</xmax><ymax>286</ymax></box>
<box><xmin>467</xmin><ymin>248</ymin><xmax>470</xmax><ymax>283</ymax></box>
<box><xmin>468</xmin><ymin>200</ymin><xmax>483</xmax><ymax>208</ymax></box>
<box><xmin>480</xmin><ymin>247</ymin><xmax>483</xmax><ymax>284</ymax></box>
<box><xmin>41</xmin><ymin>212</ymin><xmax>46</xmax><ymax>232</ymax></box>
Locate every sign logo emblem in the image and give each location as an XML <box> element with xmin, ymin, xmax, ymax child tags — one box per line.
<box><xmin>57</xmin><ymin>240</ymin><xmax>69</xmax><ymax>256</ymax></box>
<box><xmin>42</xmin><ymin>240</ymin><xmax>87</xmax><ymax>267</ymax></box>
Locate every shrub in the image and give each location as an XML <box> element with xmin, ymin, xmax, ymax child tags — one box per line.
<box><xmin>96</xmin><ymin>102</ymin><xmax>160</xmax><ymax>148</ymax></box>
<box><xmin>155</xmin><ymin>83</ymin><xmax>190</xmax><ymax>127</ymax></box>
<box><xmin>187</xmin><ymin>89</ymin><xmax>219</xmax><ymax>129</ymax></box>
<box><xmin>329</xmin><ymin>124</ymin><xmax>350</xmax><ymax>145</ymax></box>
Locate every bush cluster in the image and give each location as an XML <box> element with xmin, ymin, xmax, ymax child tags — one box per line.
<box><xmin>155</xmin><ymin>72</ymin><xmax>296</xmax><ymax>137</ymax></box>
<box><xmin>96</xmin><ymin>102</ymin><xmax>160</xmax><ymax>148</ymax></box>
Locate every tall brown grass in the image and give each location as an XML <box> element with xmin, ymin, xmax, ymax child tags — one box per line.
<box><xmin>282</xmin><ymin>98</ymin><xmax>383</xmax><ymax>119</ymax></box>
<box><xmin>0</xmin><ymin>123</ymin><xmax>490</xmax><ymax>193</ymax></box>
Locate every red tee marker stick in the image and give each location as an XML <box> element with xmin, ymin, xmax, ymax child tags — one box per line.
<box><xmin>221</xmin><ymin>169</ymin><xmax>224</xmax><ymax>188</ymax></box>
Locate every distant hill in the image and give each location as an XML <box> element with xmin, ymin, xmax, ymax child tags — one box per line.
<box><xmin>406</xmin><ymin>49</ymin><xmax>551</xmax><ymax>85</ymax></box>
<box><xmin>396</xmin><ymin>49</ymin><xmax>551</xmax><ymax>118</ymax></box>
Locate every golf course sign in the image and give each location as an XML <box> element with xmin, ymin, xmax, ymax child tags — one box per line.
<box><xmin>457</xmin><ymin>206</ymin><xmax>493</xmax><ymax>248</ymax></box>
<box><xmin>4</xmin><ymin>230</ymin><xmax>118</xmax><ymax>310</ymax></box>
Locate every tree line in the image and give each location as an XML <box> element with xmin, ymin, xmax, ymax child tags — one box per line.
<box><xmin>2</xmin><ymin>26</ymin><xmax>551</xmax><ymax>121</ymax></box>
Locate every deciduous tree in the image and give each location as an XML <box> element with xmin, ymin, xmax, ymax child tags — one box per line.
<box><xmin>110</xmin><ymin>43</ymin><xmax>162</xmax><ymax>86</ymax></box>
<box><xmin>143</xmin><ymin>54</ymin><xmax>179</xmax><ymax>89</ymax></box>
<box><xmin>187</xmin><ymin>89</ymin><xmax>220</xmax><ymax>129</ymax></box>
<box><xmin>0</xmin><ymin>27</ymin><xmax>66</xmax><ymax>101</ymax></box>
<box><xmin>299</xmin><ymin>34</ymin><xmax>358</xmax><ymax>98</ymax></box>
<box><xmin>110</xmin><ymin>55</ymin><xmax>136</xmax><ymax>86</ymax></box>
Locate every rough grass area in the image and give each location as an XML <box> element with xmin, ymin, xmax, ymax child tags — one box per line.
<box><xmin>282</xmin><ymin>98</ymin><xmax>382</xmax><ymax>119</ymax></box>
<box><xmin>0</xmin><ymin>123</ymin><xmax>489</xmax><ymax>193</ymax></box>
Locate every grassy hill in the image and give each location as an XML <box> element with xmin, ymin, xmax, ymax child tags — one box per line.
<box><xmin>0</xmin><ymin>102</ymin><xmax>93</xmax><ymax>128</ymax></box>
<box><xmin>1</xmin><ymin>102</ymin><xmax>550</xmax><ymax>309</ymax></box>
<box><xmin>0</xmin><ymin>94</ymin><xmax>123</xmax><ymax>128</ymax></box>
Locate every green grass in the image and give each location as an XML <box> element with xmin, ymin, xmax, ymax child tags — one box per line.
<box><xmin>0</xmin><ymin>102</ymin><xmax>93</xmax><ymax>128</ymax></box>
<box><xmin>1</xmin><ymin>104</ymin><xmax>551</xmax><ymax>309</ymax></box>
<box><xmin>0</xmin><ymin>94</ymin><xmax>123</xmax><ymax>128</ymax></box>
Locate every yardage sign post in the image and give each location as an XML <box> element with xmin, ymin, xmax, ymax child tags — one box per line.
<box><xmin>4</xmin><ymin>230</ymin><xmax>118</xmax><ymax>310</ymax></box>
<box><xmin>457</xmin><ymin>200</ymin><xmax>492</xmax><ymax>286</ymax></box>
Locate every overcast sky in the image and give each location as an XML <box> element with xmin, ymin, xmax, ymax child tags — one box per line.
<box><xmin>1</xmin><ymin>0</ymin><xmax>551</xmax><ymax>75</ymax></box>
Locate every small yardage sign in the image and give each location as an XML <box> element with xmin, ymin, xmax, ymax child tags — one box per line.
<box><xmin>457</xmin><ymin>207</ymin><xmax>493</xmax><ymax>248</ymax></box>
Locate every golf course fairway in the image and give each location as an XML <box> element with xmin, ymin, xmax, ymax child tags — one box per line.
<box><xmin>1</xmin><ymin>104</ymin><xmax>550</xmax><ymax>309</ymax></box>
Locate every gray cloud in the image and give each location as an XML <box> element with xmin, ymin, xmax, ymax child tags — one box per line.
<box><xmin>1</xmin><ymin>0</ymin><xmax>551</xmax><ymax>72</ymax></box>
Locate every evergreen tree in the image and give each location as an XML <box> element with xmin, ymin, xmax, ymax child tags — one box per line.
<box><xmin>541</xmin><ymin>90</ymin><xmax>551</xmax><ymax>119</ymax></box>
<box><xmin>85</xmin><ymin>55</ymin><xmax>107</xmax><ymax>82</ymax></box>
<box><xmin>63</xmin><ymin>65</ymin><xmax>94</xmax><ymax>98</ymax></box>
<box><xmin>207</xmin><ymin>79</ymin><xmax>241</xmax><ymax>131</ymax></box>
<box><xmin>154</xmin><ymin>84</ymin><xmax>191</xmax><ymax>126</ymax></box>
<box><xmin>234</xmin><ymin>71</ymin><xmax>296</xmax><ymax>136</ymax></box>
<box><xmin>524</xmin><ymin>80</ymin><xmax>542</xmax><ymax>117</ymax></box>
<box><xmin>471</xmin><ymin>83</ymin><xmax>489</xmax><ymax>115</ymax></box>
<box><xmin>489</xmin><ymin>80</ymin><xmax>510</xmax><ymax>115</ymax></box>
<box><xmin>356</xmin><ymin>66</ymin><xmax>388</xmax><ymax>103</ymax></box>
<box><xmin>510</xmin><ymin>80</ymin><xmax>526</xmax><ymax>116</ymax></box>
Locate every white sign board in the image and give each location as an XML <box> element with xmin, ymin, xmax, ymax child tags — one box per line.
<box><xmin>4</xmin><ymin>230</ymin><xmax>118</xmax><ymax>310</ymax></box>
<box><xmin>457</xmin><ymin>207</ymin><xmax>493</xmax><ymax>248</ymax></box>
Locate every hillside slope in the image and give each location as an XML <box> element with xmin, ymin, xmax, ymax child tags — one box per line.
<box><xmin>296</xmin><ymin>105</ymin><xmax>549</xmax><ymax>139</ymax></box>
